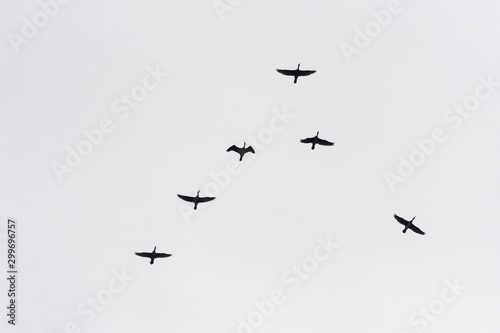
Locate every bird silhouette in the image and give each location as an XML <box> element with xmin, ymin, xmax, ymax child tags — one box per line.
<box><xmin>300</xmin><ymin>131</ymin><xmax>334</xmax><ymax>150</ymax></box>
<box><xmin>394</xmin><ymin>214</ymin><xmax>425</xmax><ymax>235</ymax></box>
<box><xmin>227</xmin><ymin>142</ymin><xmax>255</xmax><ymax>161</ymax></box>
<box><xmin>135</xmin><ymin>246</ymin><xmax>172</xmax><ymax>265</ymax></box>
<box><xmin>177</xmin><ymin>190</ymin><xmax>215</xmax><ymax>210</ymax></box>
<box><xmin>276</xmin><ymin>63</ymin><xmax>316</xmax><ymax>84</ymax></box>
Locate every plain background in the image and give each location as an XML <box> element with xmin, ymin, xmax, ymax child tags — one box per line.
<box><xmin>1</xmin><ymin>0</ymin><xmax>500</xmax><ymax>332</ymax></box>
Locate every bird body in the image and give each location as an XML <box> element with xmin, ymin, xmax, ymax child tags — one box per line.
<box><xmin>393</xmin><ymin>214</ymin><xmax>425</xmax><ymax>235</ymax></box>
<box><xmin>177</xmin><ymin>190</ymin><xmax>215</xmax><ymax>210</ymax></box>
<box><xmin>135</xmin><ymin>246</ymin><xmax>172</xmax><ymax>265</ymax></box>
<box><xmin>227</xmin><ymin>142</ymin><xmax>255</xmax><ymax>161</ymax></box>
<box><xmin>276</xmin><ymin>63</ymin><xmax>316</xmax><ymax>83</ymax></box>
<box><xmin>300</xmin><ymin>131</ymin><xmax>334</xmax><ymax>150</ymax></box>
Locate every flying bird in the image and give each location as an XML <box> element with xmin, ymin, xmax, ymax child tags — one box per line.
<box><xmin>135</xmin><ymin>246</ymin><xmax>172</xmax><ymax>265</ymax></box>
<box><xmin>394</xmin><ymin>214</ymin><xmax>425</xmax><ymax>235</ymax></box>
<box><xmin>227</xmin><ymin>142</ymin><xmax>255</xmax><ymax>161</ymax></box>
<box><xmin>300</xmin><ymin>131</ymin><xmax>334</xmax><ymax>150</ymax></box>
<box><xmin>177</xmin><ymin>190</ymin><xmax>215</xmax><ymax>210</ymax></box>
<box><xmin>276</xmin><ymin>63</ymin><xmax>316</xmax><ymax>84</ymax></box>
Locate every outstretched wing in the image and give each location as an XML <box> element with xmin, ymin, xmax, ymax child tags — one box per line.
<box><xmin>298</xmin><ymin>70</ymin><xmax>316</xmax><ymax>76</ymax></box>
<box><xmin>227</xmin><ymin>145</ymin><xmax>238</xmax><ymax>153</ymax></box>
<box><xmin>198</xmin><ymin>196</ymin><xmax>215</xmax><ymax>203</ymax></box>
<box><xmin>245</xmin><ymin>146</ymin><xmax>255</xmax><ymax>154</ymax></box>
<box><xmin>135</xmin><ymin>252</ymin><xmax>153</xmax><ymax>258</ymax></box>
<box><xmin>300</xmin><ymin>137</ymin><xmax>315</xmax><ymax>144</ymax></box>
<box><xmin>277</xmin><ymin>69</ymin><xmax>295</xmax><ymax>76</ymax></box>
<box><xmin>177</xmin><ymin>194</ymin><xmax>194</xmax><ymax>202</ymax></box>
<box><xmin>317</xmin><ymin>138</ymin><xmax>334</xmax><ymax>146</ymax></box>
<box><xmin>155</xmin><ymin>253</ymin><xmax>172</xmax><ymax>258</ymax></box>
<box><xmin>393</xmin><ymin>214</ymin><xmax>408</xmax><ymax>226</ymax></box>
<box><xmin>409</xmin><ymin>224</ymin><xmax>425</xmax><ymax>235</ymax></box>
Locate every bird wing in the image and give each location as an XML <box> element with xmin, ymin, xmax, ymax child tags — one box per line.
<box><xmin>245</xmin><ymin>146</ymin><xmax>255</xmax><ymax>154</ymax></box>
<box><xmin>300</xmin><ymin>137</ymin><xmax>315</xmax><ymax>144</ymax></box>
<box><xmin>177</xmin><ymin>194</ymin><xmax>194</xmax><ymax>202</ymax></box>
<box><xmin>317</xmin><ymin>138</ymin><xmax>334</xmax><ymax>146</ymax></box>
<box><xmin>135</xmin><ymin>252</ymin><xmax>153</xmax><ymax>258</ymax></box>
<box><xmin>227</xmin><ymin>145</ymin><xmax>238</xmax><ymax>152</ymax></box>
<box><xmin>409</xmin><ymin>224</ymin><xmax>425</xmax><ymax>235</ymax></box>
<box><xmin>155</xmin><ymin>253</ymin><xmax>172</xmax><ymax>258</ymax></box>
<box><xmin>276</xmin><ymin>69</ymin><xmax>295</xmax><ymax>76</ymax></box>
<box><xmin>393</xmin><ymin>214</ymin><xmax>408</xmax><ymax>226</ymax></box>
<box><xmin>198</xmin><ymin>196</ymin><xmax>216</xmax><ymax>203</ymax></box>
<box><xmin>298</xmin><ymin>70</ymin><xmax>316</xmax><ymax>76</ymax></box>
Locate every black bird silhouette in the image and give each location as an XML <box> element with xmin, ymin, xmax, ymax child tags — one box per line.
<box><xmin>300</xmin><ymin>131</ymin><xmax>334</xmax><ymax>150</ymax></box>
<box><xmin>276</xmin><ymin>63</ymin><xmax>316</xmax><ymax>84</ymax></box>
<box><xmin>394</xmin><ymin>214</ymin><xmax>425</xmax><ymax>235</ymax></box>
<box><xmin>227</xmin><ymin>142</ymin><xmax>255</xmax><ymax>161</ymax></box>
<box><xmin>135</xmin><ymin>246</ymin><xmax>172</xmax><ymax>265</ymax></box>
<box><xmin>177</xmin><ymin>190</ymin><xmax>215</xmax><ymax>210</ymax></box>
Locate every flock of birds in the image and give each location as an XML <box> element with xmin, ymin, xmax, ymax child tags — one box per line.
<box><xmin>135</xmin><ymin>63</ymin><xmax>426</xmax><ymax>264</ymax></box>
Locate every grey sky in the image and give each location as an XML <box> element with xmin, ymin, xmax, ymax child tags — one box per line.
<box><xmin>1</xmin><ymin>0</ymin><xmax>500</xmax><ymax>332</ymax></box>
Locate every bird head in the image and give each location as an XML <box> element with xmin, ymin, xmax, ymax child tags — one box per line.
<box><xmin>197</xmin><ymin>190</ymin><xmax>200</xmax><ymax>196</ymax></box>
<box><xmin>411</xmin><ymin>216</ymin><xmax>416</xmax><ymax>222</ymax></box>
<box><xmin>297</xmin><ymin>63</ymin><xmax>301</xmax><ymax>69</ymax></box>
<box><xmin>153</xmin><ymin>246</ymin><xmax>156</xmax><ymax>253</ymax></box>
<box><xmin>243</xmin><ymin>141</ymin><xmax>246</xmax><ymax>148</ymax></box>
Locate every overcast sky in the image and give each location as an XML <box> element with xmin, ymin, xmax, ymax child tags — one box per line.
<box><xmin>1</xmin><ymin>0</ymin><xmax>500</xmax><ymax>332</ymax></box>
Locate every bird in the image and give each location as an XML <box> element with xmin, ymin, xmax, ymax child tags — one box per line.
<box><xmin>135</xmin><ymin>246</ymin><xmax>172</xmax><ymax>265</ymax></box>
<box><xmin>276</xmin><ymin>63</ymin><xmax>316</xmax><ymax>84</ymax></box>
<box><xmin>177</xmin><ymin>190</ymin><xmax>215</xmax><ymax>210</ymax></box>
<box><xmin>393</xmin><ymin>214</ymin><xmax>425</xmax><ymax>235</ymax></box>
<box><xmin>227</xmin><ymin>142</ymin><xmax>255</xmax><ymax>161</ymax></box>
<box><xmin>300</xmin><ymin>131</ymin><xmax>334</xmax><ymax>150</ymax></box>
